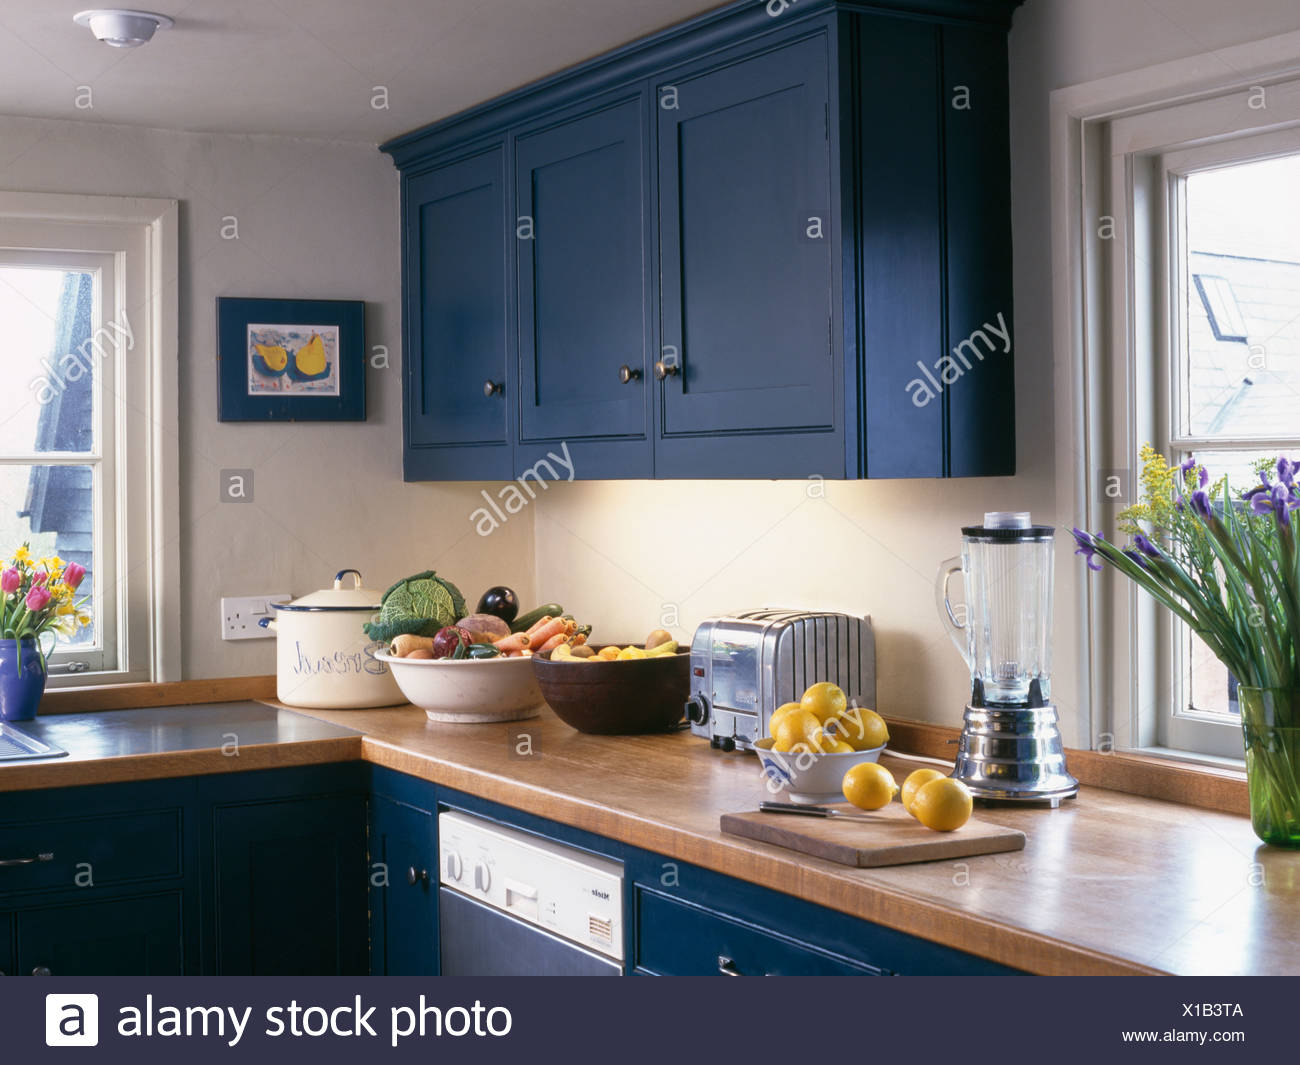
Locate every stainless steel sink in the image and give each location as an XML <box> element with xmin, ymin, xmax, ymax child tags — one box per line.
<box><xmin>0</xmin><ymin>722</ymin><xmax>68</xmax><ymax>762</ymax></box>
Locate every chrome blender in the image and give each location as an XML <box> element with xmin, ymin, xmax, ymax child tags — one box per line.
<box><xmin>935</xmin><ymin>513</ymin><xmax>1077</xmax><ymax>805</ymax></box>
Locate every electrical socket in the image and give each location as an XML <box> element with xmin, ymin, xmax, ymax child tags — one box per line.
<box><xmin>220</xmin><ymin>594</ymin><xmax>291</xmax><ymax>641</ymax></box>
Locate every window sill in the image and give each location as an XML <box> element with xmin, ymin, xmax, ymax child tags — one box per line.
<box><xmin>884</xmin><ymin>717</ymin><xmax>1248</xmax><ymax>818</ymax></box>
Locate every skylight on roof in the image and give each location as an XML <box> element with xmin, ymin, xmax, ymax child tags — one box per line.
<box><xmin>1192</xmin><ymin>274</ymin><xmax>1248</xmax><ymax>342</ymax></box>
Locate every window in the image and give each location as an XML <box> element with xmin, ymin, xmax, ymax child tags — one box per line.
<box><xmin>0</xmin><ymin>193</ymin><xmax>179</xmax><ymax>684</ymax></box>
<box><xmin>1055</xmin><ymin>50</ymin><xmax>1300</xmax><ymax>763</ymax></box>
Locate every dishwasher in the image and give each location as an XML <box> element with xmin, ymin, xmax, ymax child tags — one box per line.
<box><xmin>437</xmin><ymin>810</ymin><xmax>625</xmax><ymax>976</ymax></box>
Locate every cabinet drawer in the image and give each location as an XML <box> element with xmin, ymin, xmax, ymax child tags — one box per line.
<box><xmin>635</xmin><ymin>888</ymin><xmax>885</xmax><ymax>976</ymax></box>
<box><xmin>16</xmin><ymin>893</ymin><xmax>184</xmax><ymax>976</ymax></box>
<box><xmin>0</xmin><ymin>807</ymin><xmax>183</xmax><ymax>898</ymax></box>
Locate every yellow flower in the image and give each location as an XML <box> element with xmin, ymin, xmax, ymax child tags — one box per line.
<box><xmin>11</xmin><ymin>545</ymin><xmax>31</xmax><ymax>565</ymax></box>
<box><xmin>38</xmin><ymin>556</ymin><xmax>63</xmax><ymax>572</ymax></box>
<box><xmin>56</xmin><ymin>603</ymin><xmax>75</xmax><ymax>616</ymax></box>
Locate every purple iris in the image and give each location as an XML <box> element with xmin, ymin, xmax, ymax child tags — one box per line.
<box><xmin>1191</xmin><ymin>490</ymin><xmax>1213</xmax><ymax>519</ymax></box>
<box><xmin>1199</xmin><ymin>467</ymin><xmax>1209</xmax><ymax>488</ymax></box>
<box><xmin>1180</xmin><ymin>457</ymin><xmax>1197</xmax><ymax>477</ymax></box>
<box><xmin>1123</xmin><ymin>549</ymin><xmax>1149</xmax><ymax>570</ymax></box>
<box><xmin>1133</xmin><ymin>533</ymin><xmax>1161</xmax><ymax>558</ymax></box>
<box><xmin>1072</xmin><ymin>527</ymin><xmax>1104</xmax><ymax>571</ymax></box>
<box><xmin>1251</xmin><ymin>483</ymin><xmax>1300</xmax><ymax>527</ymax></box>
<box><xmin>1279</xmin><ymin>457</ymin><xmax>1297</xmax><ymax>487</ymax></box>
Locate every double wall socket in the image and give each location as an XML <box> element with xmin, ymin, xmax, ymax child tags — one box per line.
<box><xmin>220</xmin><ymin>594</ymin><xmax>291</xmax><ymax>641</ymax></box>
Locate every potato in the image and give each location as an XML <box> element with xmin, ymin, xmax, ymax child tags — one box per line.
<box><xmin>570</xmin><ymin>645</ymin><xmax>596</xmax><ymax>659</ymax></box>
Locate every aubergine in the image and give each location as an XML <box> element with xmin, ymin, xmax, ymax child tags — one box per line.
<box><xmin>476</xmin><ymin>586</ymin><xmax>519</xmax><ymax>624</ymax></box>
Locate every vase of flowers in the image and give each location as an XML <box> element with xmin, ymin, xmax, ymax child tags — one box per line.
<box><xmin>0</xmin><ymin>545</ymin><xmax>89</xmax><ymax>722</ymax></box>
<box><xmin>1072</xmin><ymin>446</ymin><xmax>1300</xmax><ymax>847</ymax></box>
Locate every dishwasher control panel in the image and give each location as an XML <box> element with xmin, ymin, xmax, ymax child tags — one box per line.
<box><xmin>438</xmin><ymin>810</ymin><xmax>625</xmax><ymax>962</ymax></box>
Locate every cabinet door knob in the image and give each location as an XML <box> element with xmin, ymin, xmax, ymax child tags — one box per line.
<box><xmin>717</xmin><ymin>955</ymin><xmax>740</xmax><ymax>975</ymax></box>
<box><xmin>407</xmin><ymin>866</ymin><xmax>429</xmax><ymax>886</ymax></box>
<box><xmin>653</xmin><ymin>360</ymin><xmax>679</xmax><ymax>380</ymax></box>
<box><xmin>31</xmin><ymin>966</ymin><xmax>52</xmax><ymax>977</ymax></box>
<box><xmin>618</xmin><ymin>365</ymin><xmax>642</xmax><ymax>384</ymax></box>
<box><xmin>483</xmin><ymin>380</ymin><xmax>504</xmax><ymax>398</ymax></box>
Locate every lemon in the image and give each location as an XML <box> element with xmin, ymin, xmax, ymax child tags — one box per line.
<box><xmin>767</xmin><ymin>701</ymin><xmax>803</xmax><ymax>736</ymax></box>
<box><xmin>841</xmin><ymin>762</ymin><xmax>898</xmax><ymax>811</ymax></box>
<box><xmin>901</xmin><ymin>768</ymin><xmax>947</xmax><ymax>814</ymax></box>
<box><xmin>800</xmin><ymin>682</ymin><xmax>848</xmax><ymax>724</ymax></box>
<box><xmin>911</xmin><ymin>778</ymin><xmax>973</xmax><ymax>832</ymax></box>
<box><xmin>829</xmin><ymin>707</ymin><xmax>889</xmax><ymax>751</ymax></box>
<box><xmin>772</xmin><ymin>709</ymin><xmax>822</xmax><ymax>751</ymax></box>
<box><xmin>823</xmin><ymin>737</ymin><xmax>856</xmax><ymax>754</ymax></box>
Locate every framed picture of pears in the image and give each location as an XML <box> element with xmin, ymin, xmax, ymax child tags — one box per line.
<box><xmin>217</xmin><ymin>297</ymin><xmax>365</xmax><ymax>421</ymax></box>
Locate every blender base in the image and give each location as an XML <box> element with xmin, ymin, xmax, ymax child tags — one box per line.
<box><xmin>952</xmin><ymin>704</ymin><xmax>1079</xmax><ymax>805</ymax></box>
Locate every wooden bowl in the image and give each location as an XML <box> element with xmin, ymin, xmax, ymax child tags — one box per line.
<box><xmin>532</xmin><ymin>647</ymin><xmax>689</xmax><ymax>734</ymax></box>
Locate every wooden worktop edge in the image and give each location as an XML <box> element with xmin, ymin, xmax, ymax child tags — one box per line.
<box><xmin>360</xmin><ymin>735</ymin><xmax>1161</xmax><ymax>976</ymax></box>
<box><xmin>0</xmin><ymin>736</ymin><xmax>363</xmax><ymax>793</ymax></box>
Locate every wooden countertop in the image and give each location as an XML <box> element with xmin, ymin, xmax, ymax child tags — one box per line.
<box><xmin>282</xmin><ymin>702</ymin><xmax>1298</xmax><ymax>978</ymax></box>
<box><xmin>3</xmin><ymin>696</ymin><xmax>1294</xmax><ymax>976</ymax></box>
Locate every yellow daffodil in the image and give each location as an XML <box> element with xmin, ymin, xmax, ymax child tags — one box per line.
<box><xmin>11</xmin><ymin>545</ymin><xmax>31</xmax><ymax>565</ymax></box>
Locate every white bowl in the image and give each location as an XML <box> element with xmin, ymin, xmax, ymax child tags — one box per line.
<box><xmin>375</xmin><ymin>652</ymin><xmax>544</xmax><ymax>723</ymax></box>
<box><xmin>753</xmin><ymin>738</ymin><xmax>887</xmax><ymax>805</ymax></box>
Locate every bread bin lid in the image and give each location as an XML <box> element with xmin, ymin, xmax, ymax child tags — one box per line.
<box><xmin>272</xmin><ymin>569</ymin><xmax>380</xmax><ymax>612</ymax></box>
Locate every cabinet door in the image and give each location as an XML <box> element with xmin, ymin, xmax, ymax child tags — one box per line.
<box><xmin>16</xmin><ymin>893</ymin><xmax>184</xmax><ymax>976</ymax></box>
<box><xmin>369</xmin><ymin>795</ymin><xmax>438</xmax><ymax>975</ymax></box>
<box><xmin>657</xmin><ymin>35</ymin><xmax>839</xmax><ymax>475</ymax></box>
<box><xmin>0</xmin><ymin>911</ymin><xmax>11</xmax><ymax>976</ymax></box>
<box><xmin>516</xmin><ymin>96</ymin><xmax>650</xmax><ymax>457</ymax></box>
<box><xmin>404</xmin><ymin>147</ymin><xmax>513</xmax><ymax>480</ymax></box>
<box><xmin>211</xmin><ymin>795</ymin><xmax>367</xmax><ymax>975</ymax></box>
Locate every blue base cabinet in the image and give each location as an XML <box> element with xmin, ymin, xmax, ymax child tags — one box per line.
<box><xmin>384</xmin><ymin>0</ymin><xmax>1021</xmax><ymax>481</ymax></box>
<box><xmin>0</xmin><ymin>765</ymin><xmax>367</xmax><ymax>977</ymax></box>
<box><xmin>368</xmin><ymin>772</ymin><xmax>440</xmax><ymax>975</ymax></box>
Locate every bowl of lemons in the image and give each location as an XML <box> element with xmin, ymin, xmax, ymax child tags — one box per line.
<box><xmin>754</xmin><ymin>682</ymin><xmax>890</xmax><ymax>805</ymax></box>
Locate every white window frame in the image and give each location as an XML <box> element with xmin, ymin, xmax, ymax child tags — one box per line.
<box><xmin>1052</xmin><ymin>30</ymin><xmax>1300</xmax><ymax>765</ymax></box>
<box><xmin>0</xmin><ymin>191</ymin><xmax>180</xmax><ymax>685</ymax></box>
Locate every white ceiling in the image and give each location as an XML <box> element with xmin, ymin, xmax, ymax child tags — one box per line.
<box><xmin>0</xmin><ymin>0</ymin><xmax>731</xmax><ymax>143</ymax></box>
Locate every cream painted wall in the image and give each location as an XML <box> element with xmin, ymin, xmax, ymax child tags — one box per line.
<box><xmin>0</xmin><ymin>115</ymin><xmax>534</xmax><ymax>679</ymax></box>
<box><xmin>531</xmin><ymin>0</ymin><xmax>1300</xmax><ymax>746</ymax></box>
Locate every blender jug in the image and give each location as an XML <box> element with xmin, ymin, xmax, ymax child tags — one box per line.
<box><xmin>935</xmin><ymin>512</ymin><xmax>1054</xmax><ymax>708</ymax></box>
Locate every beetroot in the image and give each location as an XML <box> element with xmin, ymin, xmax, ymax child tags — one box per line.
<box><xmin>430</xmin><ymin>625</ymin><xmax>472</xmax><ymax>660</ymax></box>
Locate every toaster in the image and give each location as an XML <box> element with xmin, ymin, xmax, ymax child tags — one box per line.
<box><xmin>685</xmin><ymin>610</ymin><xmax>876</xmax><ymax>751</ymax></box>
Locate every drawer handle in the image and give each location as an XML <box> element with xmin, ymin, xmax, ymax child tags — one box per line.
<box><xmin>407</xmin><ymin>866</ymin><xmax>429</xmax><ymax>886</ymax></box>
<box><xmin>483</xmin><ymin>380</ymin><xmax>504</xmax><ymax>398</ymax></box>
<box><xmin>653</xmin><ymin>360</ymin><xmax>679</xmax><ymax>380</ymax></box>
<box><xmin>618</xmin><ymin>365</ymin><xmax>642</xmax><ymax>384</ymax></box>
<box><xmin>0</xmin><ymin>851</ymin><xmax>53</xmax><ymax>867</ymax></box>
<box><xmin>32</xmin><ymin>966</ymin><xmax>52</xmax><ymax>977</ymax></box>
<box><xmin>717</xmin><ymin>955</ymin><xmax>740</xmax><ymax>976</ymax></box>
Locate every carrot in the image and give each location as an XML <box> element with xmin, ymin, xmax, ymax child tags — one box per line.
<box><xmin>571</xmin><ymin>632</ymin><xmax>588</xmax><ymax>648</ymax></box>
<box><xmin>538</xmin><ymin>632</ymin><xmax>568</xmax><ymax>653</ymax></box>
<box><xmin>525</xmin><ymin>614</ymin><xmax>553</xmax><ymax>638</ymax></box>
<box><xmin>526</xmin><ymin>617</ymin><xmax>566</xmax><ymax>649</ymax></box>
<box><xmin>493</xmin><ymin>632</ymin><xmax>530</xmax><ymax>653</ymax></box>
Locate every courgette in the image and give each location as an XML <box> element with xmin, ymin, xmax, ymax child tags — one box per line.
<box><xmin>467</xmin><ymin>644</ymin><xmax>501</xmax><ymax>659</ymax></box>
<box><xmin>510</xmin><ymin>603</ymin><xmax>564</xmax><ymax>632</ymax></box>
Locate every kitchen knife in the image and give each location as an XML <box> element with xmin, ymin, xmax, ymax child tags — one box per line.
<box><xmin>758</xmin><ymin>801</ymin><xmax>881</xmax><ymax>822</ymax></box>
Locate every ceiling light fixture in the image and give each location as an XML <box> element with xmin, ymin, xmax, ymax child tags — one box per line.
<box><xmin>73</xmin><ymin>9</ymin><xmax>174</xmax><ymax>48</ymax></box>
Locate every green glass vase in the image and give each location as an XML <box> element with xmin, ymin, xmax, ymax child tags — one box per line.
<box><xmin>1239</xmin><ymin>687</ymin><xmax>1300</xmax><ymax>848</ymax></box>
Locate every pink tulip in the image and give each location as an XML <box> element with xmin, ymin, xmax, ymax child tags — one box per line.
<box><xmin>0</xmin><ymin>568</ymin><xmax>18</xmax><ymax>594</ymax></box>
<box><xmin>25</xmin><ymin>586</ymin><xmax>51</xmax><ymax>612</ymax></box>
<box><xmin>32</xmin><ymin>571</ymin><xmax>47</xmax><ymax>585</ymax></box>
<box><xmin>63</xmin><ymin>561</ymin><xmax>86</xmax><ymax>589</ymax></box>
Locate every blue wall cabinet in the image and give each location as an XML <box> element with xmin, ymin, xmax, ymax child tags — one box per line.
<box><xmin>383</xmin><ymin>0</ymin><xmax>1020</xmax><ymax>481</ymax></box>
<box><xmin>209</xmin><ymin>792</ymin><xmax>367</xmax><ymax>975</ymax></box>
<box><xmin>515</xmin><ymin>95</ymin><xmax>653</xmax><ymax>479</ymax></box>
<box><xmin>655</xmin><ymin>34</ymin><xmax>840</xmax><ymax>478</ymax></box>
<box><xmin>404</xmin><ymin>147</ymin><xmax>514</xmax><ymax>480</ymax></box>
<box><xmin>368</xmin><ymin>791</ymin><xmax>439</xmax><ymax>975</ymax></box>
<box><xmin>17</xmin><ymin>894</ymin><xmax>185</xmax><ymax>977</ymax></box>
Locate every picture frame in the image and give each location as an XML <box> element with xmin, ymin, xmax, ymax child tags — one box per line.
<box><xmin>217</xmin><ymin>297</ymin><xmax>366</xmax><ymax>422</ymax></box>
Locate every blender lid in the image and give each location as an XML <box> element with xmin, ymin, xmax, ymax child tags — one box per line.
<box><xmin>961</xmin><ymin>511</ymin><xmax>1055</xmax><ymax>541</ymax></box>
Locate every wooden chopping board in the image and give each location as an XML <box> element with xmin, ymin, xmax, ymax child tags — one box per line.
<box><xmin>721</xmin><ymin>803</ymin><xmax>1026</xmax><ymax>867</ymax></box>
